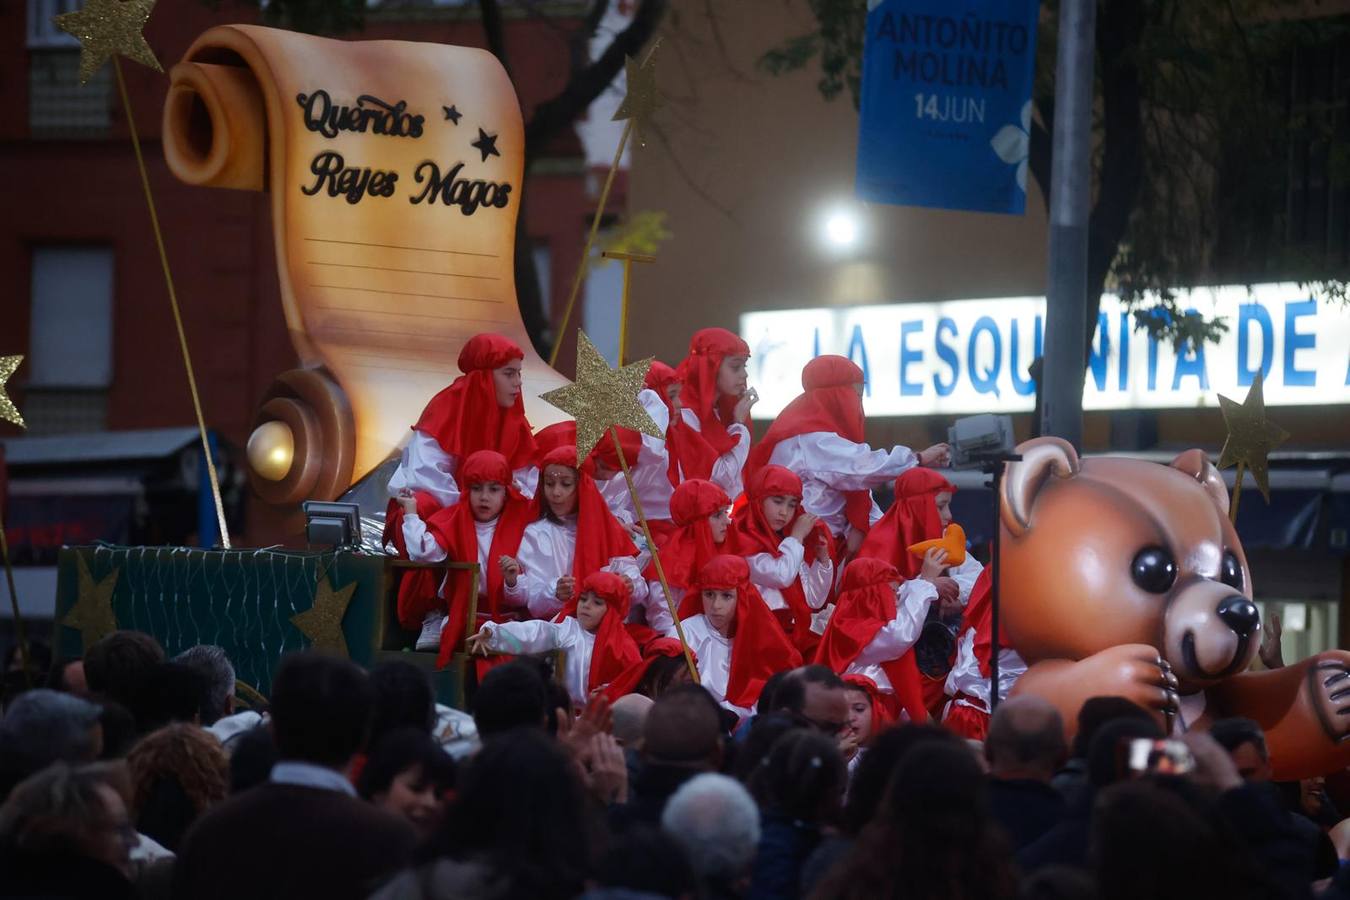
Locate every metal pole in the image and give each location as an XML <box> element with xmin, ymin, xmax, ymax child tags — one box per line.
<box><xmin>1039</xmin><ymin>0</ymin><xmax>1096</xmax><ymax>449</ymax></box>
<box><xmin>989</xmin><ymin>464</ymin><xmax>1002</xmax><ymax>713</ymax></box>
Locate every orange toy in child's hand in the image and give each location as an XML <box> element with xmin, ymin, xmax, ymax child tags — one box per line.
<box><xmin>908</xmin><ymin>524</ymin><xmax>967</xmax><ymax>567</ymax></box>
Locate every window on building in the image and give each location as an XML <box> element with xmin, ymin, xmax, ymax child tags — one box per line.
<box><xmin>27</xmin><ymin>246</ymin><xmax>114</xmax><ymax>434</ymax></box>
<box><xmin>27</xmin><ymin>0</ymin><xmax>112</xmax><ymax>135</ymax></box>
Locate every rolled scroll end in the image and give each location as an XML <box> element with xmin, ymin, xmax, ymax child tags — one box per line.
<box><xmin>163</xmin><ymin>61</ymin><xmax>266</xmax><ymax>191</ymax></box>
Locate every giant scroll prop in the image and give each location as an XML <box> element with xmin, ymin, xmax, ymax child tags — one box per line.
<box><xmin>163</xmin><ymin>26</ymin><xmax>568</xmax><ymax>504</ymax></box>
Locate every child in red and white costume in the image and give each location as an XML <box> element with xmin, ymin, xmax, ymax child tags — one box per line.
<box><xmin>395</xmin><ymin>450</ymin><xmax>532</xmax><ymax>666</ymax></box>
<box><xmin>746</xmin><ymin>355</ymin><xmax>949</xmax><ymax>555</ymax></box>
<box><xmin>841</xmin><ymin>673</ymin><xmax>894</xmax><ymax>776</ymax></box>
<box><xmin>943</xmin><ymin>565</ymin><xmax>1027</xmax><ymax>740</ymax></box>
<box><xmin>675</xmin><ymin>328</ymin><xmax>757</xmax><ymax>499</ymax></box>
<box><xmin>679</xmin><ymin>555</ymin><xmax>802</xmax><ymax>719</ymax></box>
<box><xmin>643</xmin><ymin>479</ymin><xmax>738</xmax><ymax>638</ymax></box>
<box><xmin>733</xmin><ymin>465</ymin><xmax>835</xmax><ymax>656</ymax></box>
<box><xmin>505</xmin><ymin>446</ymin><xmax>647</xmax><ymax>621</ymax></box>
<box><xmin>467</xmin><ymin>571</ymin><xmax>642</xmax><ymax>707</ymax></box>
<box><xmin>815</xmin><ymin>555</ymin><xmax>946</xmax><ymax>724</ymax></box>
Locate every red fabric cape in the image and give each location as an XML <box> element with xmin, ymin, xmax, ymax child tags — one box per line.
<box><xmin>956</xmin><ymin>561</ymin><xmax>1006</xmax><ymax>678</ymax></box>
<box><xmin>733</xmin><ymin>465</ymin><xmax>833</xmax><ymax>653</ymax></box>
<box><xmin>745</xmin><ymin>355</ymin><xmax>872</xmax><ymax>532</ymax></box>
<box><xmin>842</xmin><ymin>673</ymin><xmax>897</xmax><ymax>736</ymax></box>
<box><xmin>535</xmin><ymin>447</ymin><xmax>638</xmax><ymax>586</ymax></box>
<box><xmin>695</xmin><ymin>555</ymin><xmax>802</xmax><ymax>709</ymax></box>
<box><xmin>555</xmin><ymin>571</ymin><xmax>642</xmax><ymax>693</ymax></box>
<box><xmin>858</xmin><ymin>468</ymin><xmax>955</xmax><ymax>580</ymax></box>
<box><xmin>604</xmin><ymin>636</ymin><xmax>693</xmax><ymax>701</ymax></box>
<box><xmin>413</xmin><ymin>334</ymin><xmax>536</xmax><ymax>470</ymax></box>
<box><xmin>533</xmin><ymin>421</ymin><xmax>577</xmax><ymax>464</ymax></box>
<box><xmin>814</xmin><ymin>557</ymin><xmax>928</xmax><ymax>723</ymax></box>
<box><xmin>646</xmin><ymin>361</ymin><xmax>718</xmax><ymax>485</ymax></box>
<box><xmin>675</xmin><ymin>328</ymin><xmax>749</xmax><ymax>458</ymax></box>
<box><xmin>420</xmin><ymin>451</ymin><xmax>533</xmax><ymax>668</ymax></box>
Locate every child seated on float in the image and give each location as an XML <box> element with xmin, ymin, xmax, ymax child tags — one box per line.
<box><xmin>465</xmin><ymin>571</ymin><xmax>641</xmax><ymax>707</ymax></box>
<box><xmin>643</xmin><ymin>479</ymin><xmax>738</xmax><ymax>637</ymax></box>
<box><xmin>675</xmin><ymin>328</ymin><xmax>758</xmax><ymax>499</ymax></box>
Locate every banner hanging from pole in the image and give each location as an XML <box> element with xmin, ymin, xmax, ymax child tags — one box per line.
<box><xmin>856</xmin><ymin>0</ymin><xmax>1041</xmax><ymax>215</ymax></box>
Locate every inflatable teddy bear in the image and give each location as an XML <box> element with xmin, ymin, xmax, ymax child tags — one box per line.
<box><xmin>1001</xmin><ymin>437</ymin><xmax>1350</xmax><ymax>780</ymax></box>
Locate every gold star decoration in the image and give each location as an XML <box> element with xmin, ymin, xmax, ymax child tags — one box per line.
<box><xmin>54</xmin><ymin>0</ymin><xmax>162</xmax><ymax>86</ymax></box>
<box><xmin>60</xmin><ymin>555</ymin><xmax>120</xmax><ymax>652</ymax></box>
<box><xmin>290</xmin><ymin>573</ymin><xmax>358</xmax><ymax>657</ymax></box>
<box><xmin>1217</xmin><ymin>370</ymin><xmax>1290</xmax><ymax>503</ymax></box>
<box><xmin>0</xmin><ymin>356</ymin><xmax>24</xmax><ymax>429</ymax></box>
<box><xmin>612</xmin><ymin>51</ymin><xmax>663</xmax><ymax>146</ymax></box>
<box><xmin>541</xmin><ymin>331</ymin><xmax>664</xmax><ymax>462</ymax></box>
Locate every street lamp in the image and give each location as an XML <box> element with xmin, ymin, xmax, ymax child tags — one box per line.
<box><xmin>821</xmin><ymin>206</ymin><xmax>861</xmax><ymax>251</ymax></box>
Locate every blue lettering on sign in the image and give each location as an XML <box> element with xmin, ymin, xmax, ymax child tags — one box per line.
<box><xmin>1237</xmin><ymin>303</ymin><xmax>1273</xmax><ymax>387</ymax></box>
<box><xmin>812</xmin><ymin>328</ymin><xmax>821</xmax><ymax>358</ymax></box>
<box><xmin>1089</xmin><ymin>312</ymin><xmax>1110</xmax><ymax>392</ymax></box>
<box><xmin>1283</xmin><ymin>298</ymin><xmax>1316</xmax><ymax>386</ymax></box>
<box><xmin>1117</xmin><ymin>312</ymin><xmax>1130</xmax><ymax>391</ymax></box>
<box><xmin>1147</xmin><ymin>331</ymin><xmax>1160</xmax><ymax>392</ymax></box>
<box><xmin>847</xmin><ymin>324</ymin><xmax>872</xmax><ymax>396</ymax></box>
<box><xmin>1171</xmin><ymin>310</ymin><xmax>1210</xmax><ymax>390</ymax></box>
<box><xmin>968</xmin><ymin>316</ymin><xmax>1002</xmax><ymax>396</ymax></box>
<box><xmin>900</xmin><ymin>320</ymin><xmax>924</xmax><ymax>396</ymax></box>
<box><xmin>933</xmin><ymin>317</ymin><xmax>960</xmax><ymax>396</ymax></box>
<box><xmin>1010</xmin><ymin>315</ymin><xmax>1041</xmax><ymax>396</ymax></box>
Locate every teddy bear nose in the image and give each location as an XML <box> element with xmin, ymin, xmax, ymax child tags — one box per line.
<box><xmin>1216</xmin><ymin>596</ymin><xmax>1260</xmax><ymax>638</ymax></box>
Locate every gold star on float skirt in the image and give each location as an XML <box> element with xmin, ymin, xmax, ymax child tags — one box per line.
<box><xmin>1217</xmin><ymin>369</ymin><xmax>1289</xmax><ymax>503</ymax></box>
<box><xmin>61</xmin><ymin>555</ymin><xmax>120</xmax><ymax>652</ymax></box>
<box><xmin>541</xmin><ymin>331</ymin><xmax>664</xmax><ymax>461</ymax></box>
<box><xmin>54</xmin><ymin>0</ymin><xmax>162</xmax><ymax>86</ymax></box>
<box><xmin>612</xmin><ymin>53</ymin><xmax>663</xmax><ymax>146</ymax></box>
<box><xmin>291</xmin><ymin>573</ymin><xmax>358</xmax><ymax>657</ymax></box>
<box><xmin>0</xmin><ymin>356</ymin><xmax>25</xmax><ymax>429</ymax></box>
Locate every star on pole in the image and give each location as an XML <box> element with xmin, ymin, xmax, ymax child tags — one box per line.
<box><xmin>60</xmin><ymin>555</ymin><xmax>120</xmax><ymax>652</ymax></box>
<box><xmin>1217</xmin><ymin>370</ymin><xmax>1289</xmax><ymax>503</ymax></box>
<box><xmin>611</xmin><ymin>52</ymin><xmax>664</xmax><ymax>146</ymax></box>
<box><xmin>540</xmin><ymin>331</ymin><xmax>663</xmax><ymax>462</ymax></box>
<box><xmin>290</xmin><ymin>574</ymin><xmax>358</xmax><ymax>657</ymax></box>
<box><xmin>53</xmin><ymin>0</ymin><xmax>163</xmax><ymax>86</ymax></box>
<box><xmin>0</xmin><ymin>356</ymin><xmax>25</xmax><ymax>429</ymax></box>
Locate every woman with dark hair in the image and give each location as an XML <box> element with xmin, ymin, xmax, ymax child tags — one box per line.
<box><xmin>745</xmin><ymin>729</ymin><xmax>847</xmax><ymax>900</ymax></box>
<box><xmin>357</xmin><ymin>728</ymin><xmax>456</xmax><ymax>840</ymax></box>
<box><xmin>380</xmin><ymin>728</ymin><xmax>597</xmax><ymax>900</ymax></box>
<box><xmin>125</xmin><ymin>723</ymin><xmax>228</xmax><ymax>852</ymax></box>
<box><xmin>812</xmin><ymin>741</ymin><xmax>1017</xmax><ymax>900</ymax></box>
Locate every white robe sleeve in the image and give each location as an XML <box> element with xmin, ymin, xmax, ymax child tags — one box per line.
<box><xmin>400</xmin><ymin>514</ymin><xmax>447</xmax><ymax>563</ymax></box>
<box><xmin>480</xmin><ymin>619</ymin><xmax>567</xmax><ymax>656</ymax></box>
<box><xmin>852</xmin><ymin>580</ymin><xmax>938</xmax><ymax>666</ymax></box>
<box><xmin>514</xmin><ymin>465</ymin><xmax>539</xmax><ymax>499</ymax></box>
<box><xmin>516</xmin><ymin>523</ymin><xmax>565</xmax><ymax>619</ymax></box>
<box><xmin>793</xmin><ymin>433</ymin><xmax>919</xmax><ymax>492</ymax></box>
<box><xmin>711</xmin><ymin>423</ymin><xmax>750</xmax><ymax>498</ymax></box>
<box><xmin>602</xmin><ymin>555</ymin><xmax>650</xmax><ymax>603</ymax></box>
<box><xmin>744</xmin><ymin>538</ymin><xmax>806</xmax><ymax>590</ymax></box>
<box><xmin>948</xmin><ymin>556</ymin><xmax>984</xmax><ymax>605</ymax></box>
<box><xmin>644</xmin><ymin>580</ymin><xmax>680</xmax><ymax>637</ymax></box>
<box><xmin>387</xmin><ymin>432</ymin><xmax>460</xmax><ymax>507</ymax></box>
<box><xmin>802</xmin><ymin>557</ymin><xmax>835</xmax><ymax>611</ymax></box>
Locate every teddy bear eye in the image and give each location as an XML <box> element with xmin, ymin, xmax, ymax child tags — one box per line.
<box><xmin>1131</xmin><ymin>547</ymin><xmax>1177</xmax><ymax>594</ymax></box>
<box><xmin>1220</xmin><ymin>550</ymin><xmax>1244</xmax><ymax>591</ymax></box>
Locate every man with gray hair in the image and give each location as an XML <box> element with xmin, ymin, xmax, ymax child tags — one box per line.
<box><xmin>984</xmin><ymin>694</ymin><xmax>1067</xmax><ymax>851</ymax></box>
<box><xmin>661</xmin><ymin>773</ymin><xmax>760</xmax><ymax>900</ymax></box>
<box><xmin>0</xmin><ymin>689</ymin><xmax>103</xmax><ymax>801</ymax></box>
<box><xmin>173</xmin><ymin>645</ymin><xmax>236</xmax><ymax>725</ymax></box>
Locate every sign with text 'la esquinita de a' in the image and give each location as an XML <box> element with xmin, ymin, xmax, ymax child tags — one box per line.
<box><xmin>742</xmin><ymin>284</ymin><xmax>1350</xmax><ymax>418</ymax></box>
<box><xmin>856</xmin><ymin>0</ymin><xmax>1041</xmax><ymax>215</ymax></box>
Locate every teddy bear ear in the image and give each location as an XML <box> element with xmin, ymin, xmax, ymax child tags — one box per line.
<box><xmin>1000</xmin><ymin>437</ymin><xmax>1080</xmax><ymax>537</ymax></box>
<box><xmin>1169</xmin><ymin>448</ymin><xmax>1229</xmax><ymax>516</ymax></box>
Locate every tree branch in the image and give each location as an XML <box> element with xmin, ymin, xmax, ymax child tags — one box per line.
<box><xmin>478</xmin><ymin>0</ymin><xmax>511</xmax><ymax>75</ymax></box>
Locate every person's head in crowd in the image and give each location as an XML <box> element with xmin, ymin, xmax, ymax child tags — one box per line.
<box><xmin>662</xmin><ymin>773</ymin><xmax>761</xmax><ymax>894</ymax></box>
<box><xmin>517</xmin><ymin>655</ymin><xmax>571</xmax><ymax>733</ymax></box>
<box><xmin>985</xmin><ymin>695</ymin><xmax>1067</xmax><ymax>783</ymax></box>
<box><xmin>594</xmin><ymin>824</ymin><xmax>699</xmax><ymax>900</ymax></box>
<box><xmin>472</xmin><ymin>659</ymin><xmax>549</xmax><ymax>738</ymax></box>
<box><xmin>2</xmin><ymin>640</ymin><xmax>54</xmax><ymax>705</ymax></box>
<box><xmin>841</xmin><ymin>675</ymin><xmax>889</xmax><ymax>757</ymax></box>
<box><xmin>173</xmin><ymin>645</ymin><xmax>236</xmax><ymax>725</ymax></box>
<box><xmin>1208</xmin><ymin>717</ymin><xmax>1272</xmax><ymax>783</ymax></box>
<box><xmin>643</xmin><ymin>685</ymin><xmax>725</xmax><ymax>772</ymax></box>
<box><xmin>84</xmin><ymin>631</ymin><xmax>165</xmax><ymax>710</ymax></box>
<box><xmin>269</xmin><ymin>652</ymin><xmax>374</xmax><ymax>770</ymax></box>
<box><xmin>636</xmin><ymin>651</ymin><xmax>696</xmax><ymax>700</ymax></box>
<box><xmin>841</xmin><ymin>723</ymin><xmax>962</xmax><ymax>835</ymax></box>
<box><xmin>733</xmin><ymin>711</ymin><xmax>809</xmax><ymax>782</ymax></box>
<box><xmin>0</xmin><ymin>762</ymin><xmax>137</xmax><ymax>882</ymax></box>
<box><xmin>425</xmin><ymin>728</ymin><xmax>594</xmax><ymax>900</ymax></box>
<box><xmin>96</xmin><ymin>701</ymin><xmax>138</xmax><ymax>760</ymax></box>
<box><xmin>816</xmin><ymin>741</ymin><xmax>1017</xmax><ymax>900</ymax></box>
<box><xmin>0</xmin><ymin>688</ymin><xmax>103</xmax><ymax>799</ymax></box>
<box><xmin>747</xmin><ymin>729</ymin><xmax>846</xmax><ymax>826</ymax></box>
<box><xmin>125</xmin><ymin>722</ymin><xmax>229</xmax><ymax>852</ymax></box>
<box><xmin>229</xmin><ymin>725</ymin><xmax>279</xmax><ymax>794</ymax></box>
<box><xmin>47</xmin><ymin>658</ymin><xmax>89</xmax><ymax>696</ymax></box>
<box><xmin>786</xmin><ymin>665</ymin><xmax>850</xmax><ymax>737</ymax></box>
<box><xmin>357</xmin><ymin>728</ymin><xmax>456</xmax><ymax>839</ymax></box>
<box><xmin>1087</xmin><ymin>717</ymin><xmax>1165</xmax><ymax>790</ymax></box>
<box><xmin>132</xmin><ymin>661</ymin><xmax>210</xmax><ymax>732</ymax></box>
<box><xmin>1072</xmin><ymin>696</ymin><xmax>1154</xmax><ymax>760</ymax></box>
<box><xmin>610</xmin><ymin>694</ymin><xmax>653</xmax><ymax>749</ymax></box>
<box><xmin>369</xmin><ymin>660</ymin><xmax>436</xmax><ymax>747</ymax></box>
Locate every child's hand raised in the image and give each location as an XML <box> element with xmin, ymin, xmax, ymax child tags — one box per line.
<box><xmin>498</xmin><ymin>555</ymin><xmax>521</xmax><ymax>587</ymax></box>
<box><xmin>396</xmin><ymin>489</ymin><xmax>418</xmax><ymax>517</ymax></box>
<box><xmin>555</xmin><ymin>576</ymin><xmax>576</xmax><ymax>603</ymax></box>
<box><xmin>789</xmin><ymin>512</ymin><xmax>820</xmax><ymax>542</ymax></box>
<box><xmin>919</xmin><ymin>547</ymin><xmax>949</xmax><ymax>583</ymax></box>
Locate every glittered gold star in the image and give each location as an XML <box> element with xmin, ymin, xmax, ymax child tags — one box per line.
<box><xmin>60</xmin><ymin>555</ymin><xmax>120</xmax><ymax>652</ymax></box>
<box><xmin>541</xmin><ymin>331</ymin><xmax>663</xmax><ymax>462</ymax></box>
<box><xmin>1217</xmin><ymin>370</ymin><xmax>1290</xmax><ymax>503</ymax></box>
<box><xmin>290</xmin><ymin>574</ymin><xmax>358</xmax><ymax>657</ymax></box>
<box><xmin>611</xmin><ymin>52</ymin><xmax>663</xmax><ymax>146</ymax></box>
<box><xmin>0</xmin><ymin>356</ymin><xmax>24</xmax><ymax>429</ymax></box>
<box><xmin>54</xmin><ymin>0</ymin><xmax>162</xmax><ymax>86</ymax></box>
